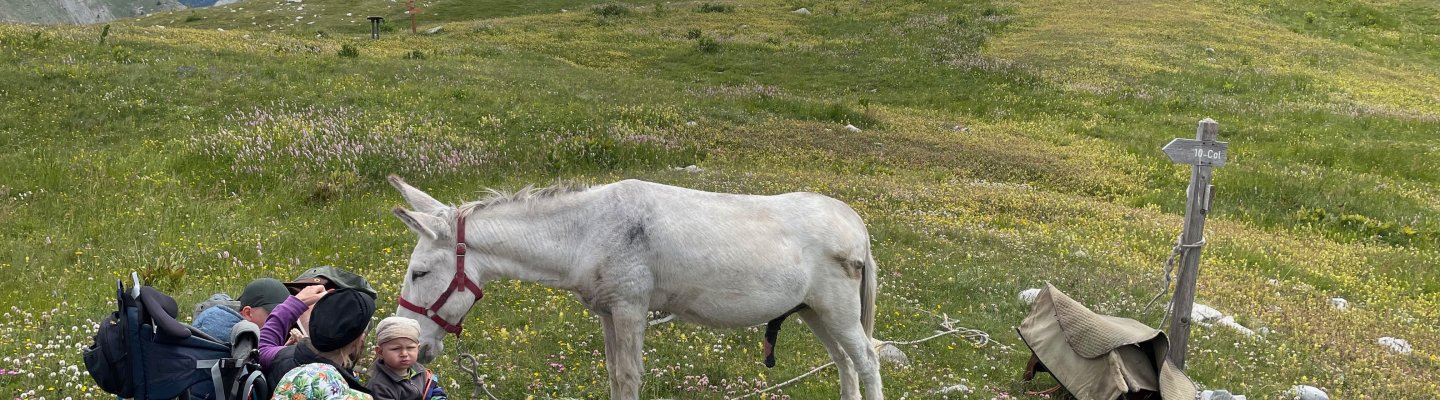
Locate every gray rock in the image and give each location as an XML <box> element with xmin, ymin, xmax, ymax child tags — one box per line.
<box><xmin>793</xmin><ymin>7</ymin><xmax>811</xmax><ymax>15</ymax></box>
<box><xmin>1328</xmin><ymin>297</ymin><xmax>1347</xmax><ymax>310</ymax></box>
<box><xmin>871</xmin><ymin>339</ymin><xmax>909</xmax><ymax>366</ymax></box>
<box><xmin>1190</xmin><ymin>303</ymin><xmax>1223</xmax><ymax>322</ymax></box>
<box><xmin>1018</xmin><ymin>288</ymin><xmax>1041</xmax><ymax>304</ymax></box>
<box><xmin>936</xmin><ymin>384</ymin><xmax>970</xmax><ymax>394</ymax></box>
<box><xmin>1288</xmin><ymin>385</ymin><xmax>1328</xmax><ymax>400</ymax></box>
<box><xmin>425</xmin><ymin>25</ymin><xmax>444</xmax><ymax>34</ymax></box>
<box><xmin>1199</xmin><ymin>389</ymin><xmax>1238</xmax><ymax>400</ymax></box>
<box><xmin>1379</xmin><ymin>336</ymin><xmax>1413</xmax><ymax>354</ymax></box>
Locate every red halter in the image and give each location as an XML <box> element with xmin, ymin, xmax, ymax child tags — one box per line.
<box><xmin>397</xmin><ymin>213</ymin><xmax>484</xmax><ymax>336</ymax></box>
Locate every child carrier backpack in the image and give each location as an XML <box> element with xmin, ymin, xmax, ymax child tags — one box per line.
<box><xmin>83</xmin><ymin>274</ymin><xmax>270</xmax><ymax>400</ymax></box>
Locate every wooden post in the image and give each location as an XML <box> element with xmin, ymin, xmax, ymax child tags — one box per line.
<box><xmin>407</xmin><ymin>0</ymin><xmax>421</xmax><ymax>34</ymax></box>
<box><xmin>1162</xmin><ymin>118</ymin><xmax>1225</xmax><ymax>370</ymax></box>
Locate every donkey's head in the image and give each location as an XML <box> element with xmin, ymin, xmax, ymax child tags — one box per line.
<box><xmin>388</xmin><ymin>175</ymin><xmax>484</xmax><ymax>363</ymax></box>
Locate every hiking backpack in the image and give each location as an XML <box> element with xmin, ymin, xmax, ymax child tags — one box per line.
<box><xmin>83</xmin><ymin>275</ymin><xmax>270</xmax><ymax>400</ymax></box>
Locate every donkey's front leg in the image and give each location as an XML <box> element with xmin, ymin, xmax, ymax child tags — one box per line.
<box><xmin>602</xmin><ymin>306</ymin><xmax>649</xmax><ymax>400</ymax></box>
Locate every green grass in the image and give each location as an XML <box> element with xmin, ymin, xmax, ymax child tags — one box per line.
<box><xmin>2</xmin><ymin>0</ymin><xmax>1438</xmax><ymax>398</ymax></box>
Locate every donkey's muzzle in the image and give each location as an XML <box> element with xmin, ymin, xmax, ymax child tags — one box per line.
<box><xmin>419</xmin><ymin>343</ymin><xmax>437</xmax><ymax>364</ymax></box>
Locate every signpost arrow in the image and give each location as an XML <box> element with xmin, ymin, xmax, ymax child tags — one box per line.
<box><xmin>1162</xmin><ymin>138</ymin><xmax>1229</xmax><ymax>167</ymax></box>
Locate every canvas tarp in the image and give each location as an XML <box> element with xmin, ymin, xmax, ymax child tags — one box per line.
<box><xmin>1018</xmin><ymin>283</ymin><xmax>1197</xmax><ymax>400</ymax></box>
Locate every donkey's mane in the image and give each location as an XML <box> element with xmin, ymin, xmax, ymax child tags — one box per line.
<box><xmin>457</xmin><ymin>181</ymin><xmax>593</xmax><ymax>214</ymax></box>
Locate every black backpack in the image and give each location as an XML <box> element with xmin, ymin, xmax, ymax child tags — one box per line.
<box><xmin>82</xmin><ymin>278</ymin><xmax>270</xmax><ymax>400</ymax></box>
<box><xmin>82</xmin><ymin>306</ymin><xmax>133</xmax><ymax>397</ymax></box>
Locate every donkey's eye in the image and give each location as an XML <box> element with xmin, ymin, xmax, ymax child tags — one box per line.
<box><xmin>411</xmin><ymin>270</ymin><xmax>430</xmax><ymax>280</ymax></box>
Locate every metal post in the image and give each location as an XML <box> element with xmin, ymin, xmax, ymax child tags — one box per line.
<box><xmin>368</xmin><ymin>16</ymin><xmax>384</xmax><ymax>39</ymax></box>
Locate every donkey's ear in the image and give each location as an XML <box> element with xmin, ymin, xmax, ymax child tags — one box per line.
<box><xmin>392</xmin><ymin>207</ymin><xmax>446</xmax><ymax>241</ymax></box>
<box><xmin>388</xmin><ymin>174</ymin><xmax>448</xmax><ymax>215</ymax></box>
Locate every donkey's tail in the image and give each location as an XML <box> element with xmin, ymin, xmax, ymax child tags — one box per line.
<box><xmin>861</xmin><ymin>252</ymin><xmax>877</xmax><ymax>338</ymax></box>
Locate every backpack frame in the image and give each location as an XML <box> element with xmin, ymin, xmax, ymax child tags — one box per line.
<box><xmin>84</xmin><ymin>275</ymin><xmax>270</xmax><ymax>400</ymax></box>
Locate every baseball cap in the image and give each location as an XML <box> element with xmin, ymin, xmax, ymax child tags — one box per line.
<box><xmin>237</xmin><ymin>278</ymin><xmax>290</xmax><ymax>311</ymax></box>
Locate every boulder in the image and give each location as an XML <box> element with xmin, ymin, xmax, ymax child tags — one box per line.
<box><xmin>1018</xmin><ymin>288</ymin><xmax>1041</xmax><ymax>304</ymax></box>
<box><xmin>936</xmin><ymin>384</ymin><xmax>970</xmax><ymax>394</ymax></box>
<box><xmin>1190</xmin><ymin>303</ymin><xmax>1223</xmax><ymax>323</ymax></box>
<box><xmin>1287</xmin><ymin>385</ymin><xmax>1329</xmax><ymax>400</ymax></box>
<box><xmin>1216</xmin><ymin>316</ymin><xmax>1255</xmax><ymax>336</ymax></box>
<box><xmin>1378</xmin><ymin>336</ymin><xmax>1412</xmax><ymax>354</ymax></box>
<box><xmin>1327</xmin><ymin>297</ymin><xmax>1347</xmax><ymax>310</ymax></box>
<box><xmin>871</xmin><ymin>339</ymin><xmax>910</xmax><ymax>366</ymax></box>
<box><xmin>1199</xmin><ymin>389</ymin><xmax>1235</xmax><ymax>400</ymax></box>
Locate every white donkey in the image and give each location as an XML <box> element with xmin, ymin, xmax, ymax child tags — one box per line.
<box><xmin>388</xmin><ymin>175</ymin><xmax>883</xmax><ymax>399</ymax></box>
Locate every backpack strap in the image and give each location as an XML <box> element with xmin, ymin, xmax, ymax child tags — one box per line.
<box><xmin>196</xmin><ymin>359</ymin><xmax>226</xmax><ymax>399</ymax></box>
<box><xmin>237</xmin><ymin>369</ymin><xmax>268</xmax><ymax>400</ymax></box>
<box><xmin>422</xmin><ymin>369</ymin><xmax>435</xmax><ymax>400</ymax></box>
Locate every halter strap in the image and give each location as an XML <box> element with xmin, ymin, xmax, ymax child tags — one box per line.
<box><xmin>397</xmin><ymin>213</ymin><xmax>485</xmax><ymax>336</ymax></box>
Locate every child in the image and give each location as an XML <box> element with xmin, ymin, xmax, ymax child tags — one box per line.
<box><xmin>368</xmin><ymin>317</ymin><xmax>447</xmax><ymax>400</ymax></box>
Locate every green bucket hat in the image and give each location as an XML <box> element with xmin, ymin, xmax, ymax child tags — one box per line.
<box><xmin>284</xmin><ymin>266</ymin><xmax>377</xmax><ymax>299</ymax></box>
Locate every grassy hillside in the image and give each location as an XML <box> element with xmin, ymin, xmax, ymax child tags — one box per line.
<box><xmin>2</xmin><ymin>0</ymin><xmax>1437</xmax><ymax>398</ymax></box>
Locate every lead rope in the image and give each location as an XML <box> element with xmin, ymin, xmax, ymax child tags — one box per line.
<box><xmin>1142</xmin><ymin>234</ymin><xmax>1206</xmax><ymax>328</ymax></box>
<box><xmin>728</xmin><ymin>311</ymin><xmax>1012</xmax><ymax>400</ymax></box>
<box><xmin>456</xmin><ymin>347</ymin><xmax>502</xmax><ymax>400</ymax></box>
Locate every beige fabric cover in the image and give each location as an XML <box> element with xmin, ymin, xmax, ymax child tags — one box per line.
<box><xmin>1018</xmin><ymin>283</ymin><xmax>1197</xmax><ymax>400</ymax></box>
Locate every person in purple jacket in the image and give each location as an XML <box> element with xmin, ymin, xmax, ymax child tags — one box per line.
<box><xmin>259</xmin><ymin>284</ymin><xmax>328</xmax><ymax>369</ymax></box>
<box><xmin>260</xmin><ymin>266</ymin><xmax>380</xmax><ymax>368</ymax></box>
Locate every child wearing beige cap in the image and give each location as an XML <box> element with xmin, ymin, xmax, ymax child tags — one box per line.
<box><xmin>368</xmin><ymin>317</ymin><xmax>448</xmax><ymax>400</ymax></box>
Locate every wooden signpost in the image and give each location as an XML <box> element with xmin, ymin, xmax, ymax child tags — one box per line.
<box><xmin>1163</xmin><ymin>118</ymin><xmax>1226</xmax><ymax>370</ymax></box>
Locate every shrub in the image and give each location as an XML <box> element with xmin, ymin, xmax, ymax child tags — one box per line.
<box><xmin>543</xmin><ymin>128</ymin><xmax>707</xmax><ymax>173</ymax></box>
<box><xmin>686</xmin><ymin>29</ymin><xmax>703</xmax><ymax>40</ymax></box>
<box><xmin>110</xmin><ymin>47</ymin><xmax>136</xmax><ymax>63</ymax></box>
<box><xmin>593</xmin><ymin>4</ymin><xmax>630</xmax><ymax>17</ymax></box>
<box><xmin>308</xmin><ymin>171</ymin><xmax>360</xmax><ymax>205</ymax></box>
<box><xmin>338</xmin><ymin>43</ymin><xmax>359</xmax><ymax>58</ymax></box>
<box><xmin>698</xmin><ymin>3</ymin><xmax>735</xmax><ymax>13</ymax></box>
<box><xmin>29</xmin><ymin>31</ymin><xmax>49</xmax><ymax>49</ymax></box>
<box><xmin>404</xmin><ymin>49</ymin><xmax>426</xmax><ymax>60</ymax></box>
<box><xmin>697</xmin><ymin>37</ymin><xmax>720</xmax><ymax>53</ymax></box>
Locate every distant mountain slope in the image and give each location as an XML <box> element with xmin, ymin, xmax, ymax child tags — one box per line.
<box><xmin>0</xmin><ymin>0</ymin><xmax>186</xmax><ymax>24</ymax></box>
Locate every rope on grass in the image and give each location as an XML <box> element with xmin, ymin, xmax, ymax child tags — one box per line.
<box><xmin>726</xmin><ymin>313</ymin><xmax>1009</xmax><ymax>400</ymax></box>
<box><xmin>726</xmin><ymin>361</ymin><xmax>836</xmax><ymax>400</ymax></box>
<box><xmin>458</xmin><ymin>350</ymin><xmax>502</xmax><ymax>400</ymax></box>
<box><xmin>1142</xmin><ymin>234</ymin><xmax>1206</xmax><ymax>328</ymax></box>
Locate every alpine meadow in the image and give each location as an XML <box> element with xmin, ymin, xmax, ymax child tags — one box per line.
<box><xmin>1</xmin><ymin>0</ymin><xmax>1437</xmax><ymax>398</ymax></box>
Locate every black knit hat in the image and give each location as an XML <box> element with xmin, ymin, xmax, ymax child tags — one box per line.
<box><xmin>309</xmin><ymin>288</ymin><xmax>376</xmax><ymax>352</ymax></box>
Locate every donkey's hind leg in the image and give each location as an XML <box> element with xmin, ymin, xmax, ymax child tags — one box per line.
<box><xmin>831</xmin><ymin>321</ymin><xmax>883</xmax><ymax>400</ymax></box>
<box><xmin>800</xmin><ymin>310</ymin><xmax>860</xmax><ymax>400</ymax></box>
<box><xmin>809</xmin><ymin>304</ymin><xmax>883</xmax><ymax>400</ymax></box>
